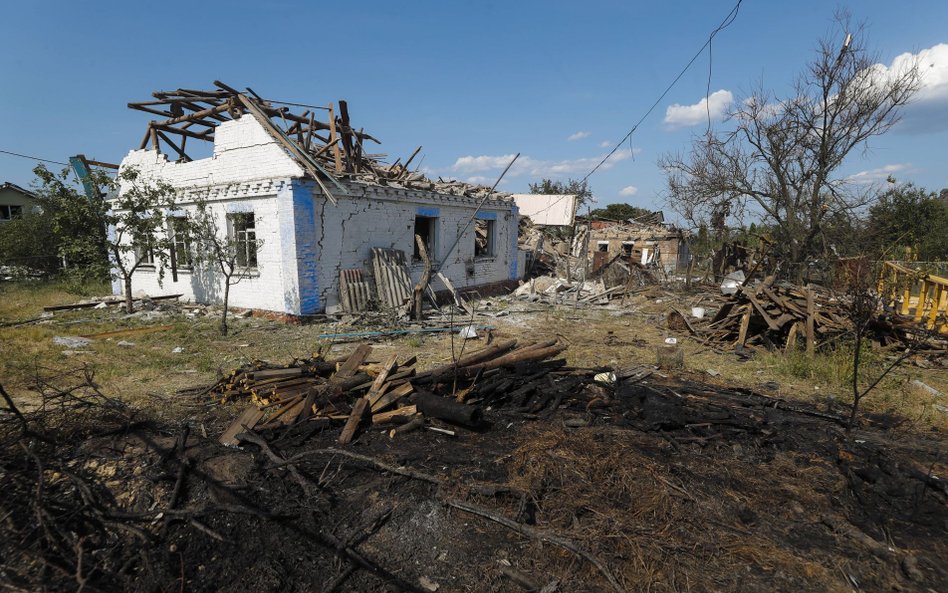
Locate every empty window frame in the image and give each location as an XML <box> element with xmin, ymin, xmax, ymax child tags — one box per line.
<box><xmin>597</xmin><ymin>241</ymin><xmax>609</xmax><ymax>252</ymax></box>
<box><xmin>621</xmin><ymin>242</ymin><xmax>634</xmax><ymax>257</ymax></box>
<box><xmin>413</xmin><ymin>215</ymin><xmax>437</xmax><ymax>261</ymax></box>
<box><xmin>229</xmin><ymin>212</ymin><xmax>258</xmax><ymax>268</ymax></box>
<box><xmin>134</xmin><ymin>234</ymin><xmax>155</xmax><ymax>267</ymax></box>
<box><xmin>0</xmin><ymin>205</ymin><xmax>23</xmax><ymax>220</ymax></box>
<box><xmin>170</xmin><ymin>216</ymin><xmax>192</xmax><ymax>268</ymax></box>
<box><xmin>474</xmin><ymin>218</ymin><xmax>496</xmax><ymax>258</ymax></box>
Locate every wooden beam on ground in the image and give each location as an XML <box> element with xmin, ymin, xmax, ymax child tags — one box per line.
<box><xmin>338</xmin><ymin>397</ymin><xmax>369</xmax><ymax>444</ymax></box>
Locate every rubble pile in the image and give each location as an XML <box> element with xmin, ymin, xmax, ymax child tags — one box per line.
<box><xmin>702</xmin><ymin>279</ymin><xmax>848</xmax><ymax>351</ymax></box>
<box><xmin>202</xmin><ymin>339</ymin><xmax>579</xmax><ymax>446</ymax></box>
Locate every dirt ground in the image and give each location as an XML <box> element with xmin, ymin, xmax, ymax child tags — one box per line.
<box><xmin>1</xmin><ymin>282</ymin><xmax>946</xmax><ymax>592</ymax></box>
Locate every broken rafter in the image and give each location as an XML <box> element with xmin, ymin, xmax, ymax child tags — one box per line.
<box><xmin>128</xmin><ymin>80</ymin><xmax>516</xmax><ymax>205</ymax></box>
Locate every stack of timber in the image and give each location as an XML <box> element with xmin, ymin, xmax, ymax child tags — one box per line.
<box><xmin>702</xmin><ymin>279</ymin><xmax>848</xmax><ymax>352</ymax></box>
<box><xmin>128</xmin><ymin>81</ymin><xmax>511</xmax><ymax>204</ymax></box>
<box><xmin>207</xmin><ymin>339</ymin><xmax>572</xmax><ymax>446</ymax></box>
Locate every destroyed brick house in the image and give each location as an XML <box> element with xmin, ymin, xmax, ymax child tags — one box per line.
<box><xmin>111</xmin><ymin>82</ymin><xmax>520</xmax><ymax>317</ymax></box>
<box><xmin>586</xmin><ymin>213</ymin><xmax>690</xmax><ymax>273</ymax></box>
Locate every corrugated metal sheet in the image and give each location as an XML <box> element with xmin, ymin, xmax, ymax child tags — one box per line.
<box><xmin>371</xmin><ymin>248</ymin><xmax>413</xmax><ymax>314</ymax></box>
<box><xmin>339</xmin><ymin>268</ymin><xmax>372</xmax><ymax>313</ymax></box>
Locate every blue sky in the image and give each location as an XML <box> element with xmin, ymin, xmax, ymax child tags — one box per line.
<box><xmin>2</xmin><ymin>0</ymin><xmax>947</xmax><ymax>215</ymax></box>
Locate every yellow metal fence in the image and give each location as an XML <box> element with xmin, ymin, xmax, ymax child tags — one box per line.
<box><xmin>879</xmin><ymin>261</ymin><xmax>948</xmax><ymax>333</ymax></box>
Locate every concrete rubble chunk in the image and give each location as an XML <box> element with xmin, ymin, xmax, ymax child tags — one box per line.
<box><xmin>53</xmin><ymin>336</ymin><xmax>92</xmax><ymax>348</ymax></box>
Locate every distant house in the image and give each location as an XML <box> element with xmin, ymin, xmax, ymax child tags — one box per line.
<box><xmin>585</xmin><ymin>216</ymin><xmax>689</xmax><ymax>273</ymax></box>
<box><xmin>0</xmin><ymin>182</ymin><xmax>39</xmax><ymax>223</ymax></box>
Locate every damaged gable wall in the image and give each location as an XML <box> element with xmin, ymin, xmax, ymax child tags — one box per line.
<box><xmin>114</xmin><ymin>115</ymin><xmax>519</xmax><ymax>315</ymax></box>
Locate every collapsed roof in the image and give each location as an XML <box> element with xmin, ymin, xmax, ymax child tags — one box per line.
<box><xmin>128</xmin><ymin>81</ymin><xmax>509</xmax><ymax>204</ymax></box>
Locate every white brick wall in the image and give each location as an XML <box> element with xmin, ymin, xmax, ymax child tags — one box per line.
<box><xmin>114</xmin><ymin>115</ymin><xmax>519</xmax><ymax>314</ymax></box>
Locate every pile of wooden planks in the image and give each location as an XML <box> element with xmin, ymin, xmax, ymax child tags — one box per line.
<box><xmin>702</xmin><ymin>279</ymin><xmax>849</xmax><ymax>352</ymax></box>
<box><xmin>211</xmin><ymin>339</ymin><xmax>570</xmax><ymax>447</ymax></box>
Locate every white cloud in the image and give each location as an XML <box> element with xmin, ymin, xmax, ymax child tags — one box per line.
<box><xmin>846</xmin><ymin>163</ymin><xmax>912</xmax><ymax>185</ymax></box>
<box><xmin>868</xmin><ymin>43</ymin><xmax>948</xmax><ymax>133</ymax></box>
<box><xmin>450</xmin><ymin>149</ymin><xmax>640</xmax><ymax>178</ymax></box>
<box><xmin>664</xmin><ymin>89</ymin><xmax>733</xmax><ymax>129</ymax></box>
<box><xmin>465</xmin><ymin>175</ymin><xmax>492</xmax><ymax>185</ymax></box>
<box><xmin>599</xmin><ymin>140</ymin><xmax>611</xmax><ymax>148</ymax></box>
<box><xmin>568</xmin><ymin>131</ymin><xmax>590</xmax><ymax>141</ymax></box>
<box><xmin>619</xmin><ymin>185</ymin><xmax>638</xmax><ymax>196</ymax></box>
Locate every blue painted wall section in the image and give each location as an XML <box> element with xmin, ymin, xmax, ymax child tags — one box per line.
<box><xmin>291</xmin><ymin>181</ymin><xmax>320</xmax><ymax>314</ymax></box>
<box><xmin>475</xmin><ymin>210</ymin><xmax>497</xmax><ymax>220</ymax></box>
<box><xmin>508</xmin><ymin>205</ymin><xmax>519</xmax><ymax>280</ymax></box>
<box><xmin>416</xmin><ymin>206</ymin><xmax>440</xmax><ymax>218</ymax></box>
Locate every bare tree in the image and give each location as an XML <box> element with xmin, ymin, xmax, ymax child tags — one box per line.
<box><xmin>189</xmin><ymin>198</ymin><xmax>263</xmax><ymax>335</ymax></box>
<box><xmin>661</xmin><ymin>13</ymin><xmax>919</xmax><ymax>279</ymax></box>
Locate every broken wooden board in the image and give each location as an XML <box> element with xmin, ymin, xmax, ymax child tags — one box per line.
<box><xmin>371</xmin><ymin>404</ymin><xmax>417</xmax><ymax>425</ymax></box>
<box><xmin>436</xmin><ymin>272</ymin><xmax>474</xmax><ymax>316</ymax></box>
<box><xmin>338</xmin><ymin>397</ymin><xmax>370</xmax><ymax>444</ymax></box>
<box><xmin>219</xmin><ymin>406</ymin><xmax>266</xmax><ymax>446</ymax></box>
<box><xmin>370</xmin><ymin>382</ymin><xmax>414</xmax><ymax>413</ymax></box>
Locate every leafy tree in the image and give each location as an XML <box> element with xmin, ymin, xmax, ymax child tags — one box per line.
<box><xmin>864</xmin><ymin>182</ymin><xmax>948</xmax><ymax>261</ymax></box>
<box><xmin>528</xmin><ymin>178</ymin><xmax>594</xmax><ymax>211</ymax></box>
<box><xmin>31</xmin><ymin>165</ymin><xmax>110</xmax><ymax>282</ymax></box>
<box><xmin>588</xmin><ymin>203</ymin><xmax>652</xmax><ymax>222</ymax></box>
<box><xmin>189</xmin><ymin>198</ymin><xmax>263</xmax><ymax>335</ymax></box>
<box><xmin>0</xmin><ymin>210</ymin><xmax>60</xmax><ymax>275</ymax></box>
<box><xmin>660</xmin><ymin>14</ymin><xmax>919</xmax><ymax>280</ymax></box>
<box><xmin>109</xmin><ymin>167</ymin><xmax>178</xmax><ymax>313</ymax></box>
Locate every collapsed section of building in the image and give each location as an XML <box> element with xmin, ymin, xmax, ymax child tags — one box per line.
<box><xmin>113</xmin><ymin>82</ymin><xmax>520</xmax><ymax>316</ymax></box>
<box><xmin>586</xmin><ymin>216</ymin><xmax>689</xmax><ymax>273</ymax></box>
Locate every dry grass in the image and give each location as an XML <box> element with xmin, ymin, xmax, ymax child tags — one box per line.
<box><xmin>2</xmin><ymin>281</ymin><xmax>945</xmax><ymax>431</ymax></box>
<box><xmin>501</xmin><ymin>424</ymin><xmax>854</xmax><ymax>593</ymax></box>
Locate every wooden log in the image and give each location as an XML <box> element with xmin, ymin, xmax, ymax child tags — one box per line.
<box><xmin>389</xmin><ymin>417</ymin><xmax>425</xmax><ymax>438</ymax></box>
<box><xmin>338</xmin><ymin>397</ymin><xmax>370</xmax><ymax>444</ymax></box>
<box><xmin>415</xmin><ymin>339</ymin><xmax>518</xmax><ymax>382</ymax></box>
<box><xmin>371</xmin><ymin>405</ymin><xmax>418</xmax><ymax>425</ymax></box>
<box><xmin>412</xmin><ymin>390</ymin><xmax>483</xmax><ymax>427</ymax></box>
<box><xmin>455</xmin><ymin>343</ymin><xmax>567</xmax><ymax>378</ymax></box>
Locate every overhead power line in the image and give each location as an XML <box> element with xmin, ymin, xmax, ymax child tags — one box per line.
<box><xmin>0</xmin><ymin>149</ymin><xmax>69</xmax><ymax>166</ymax></box>
<box><xmin>581</xmin><ymin>0</ymin><xmax>744</xmax><ymax>184</ymax></box>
